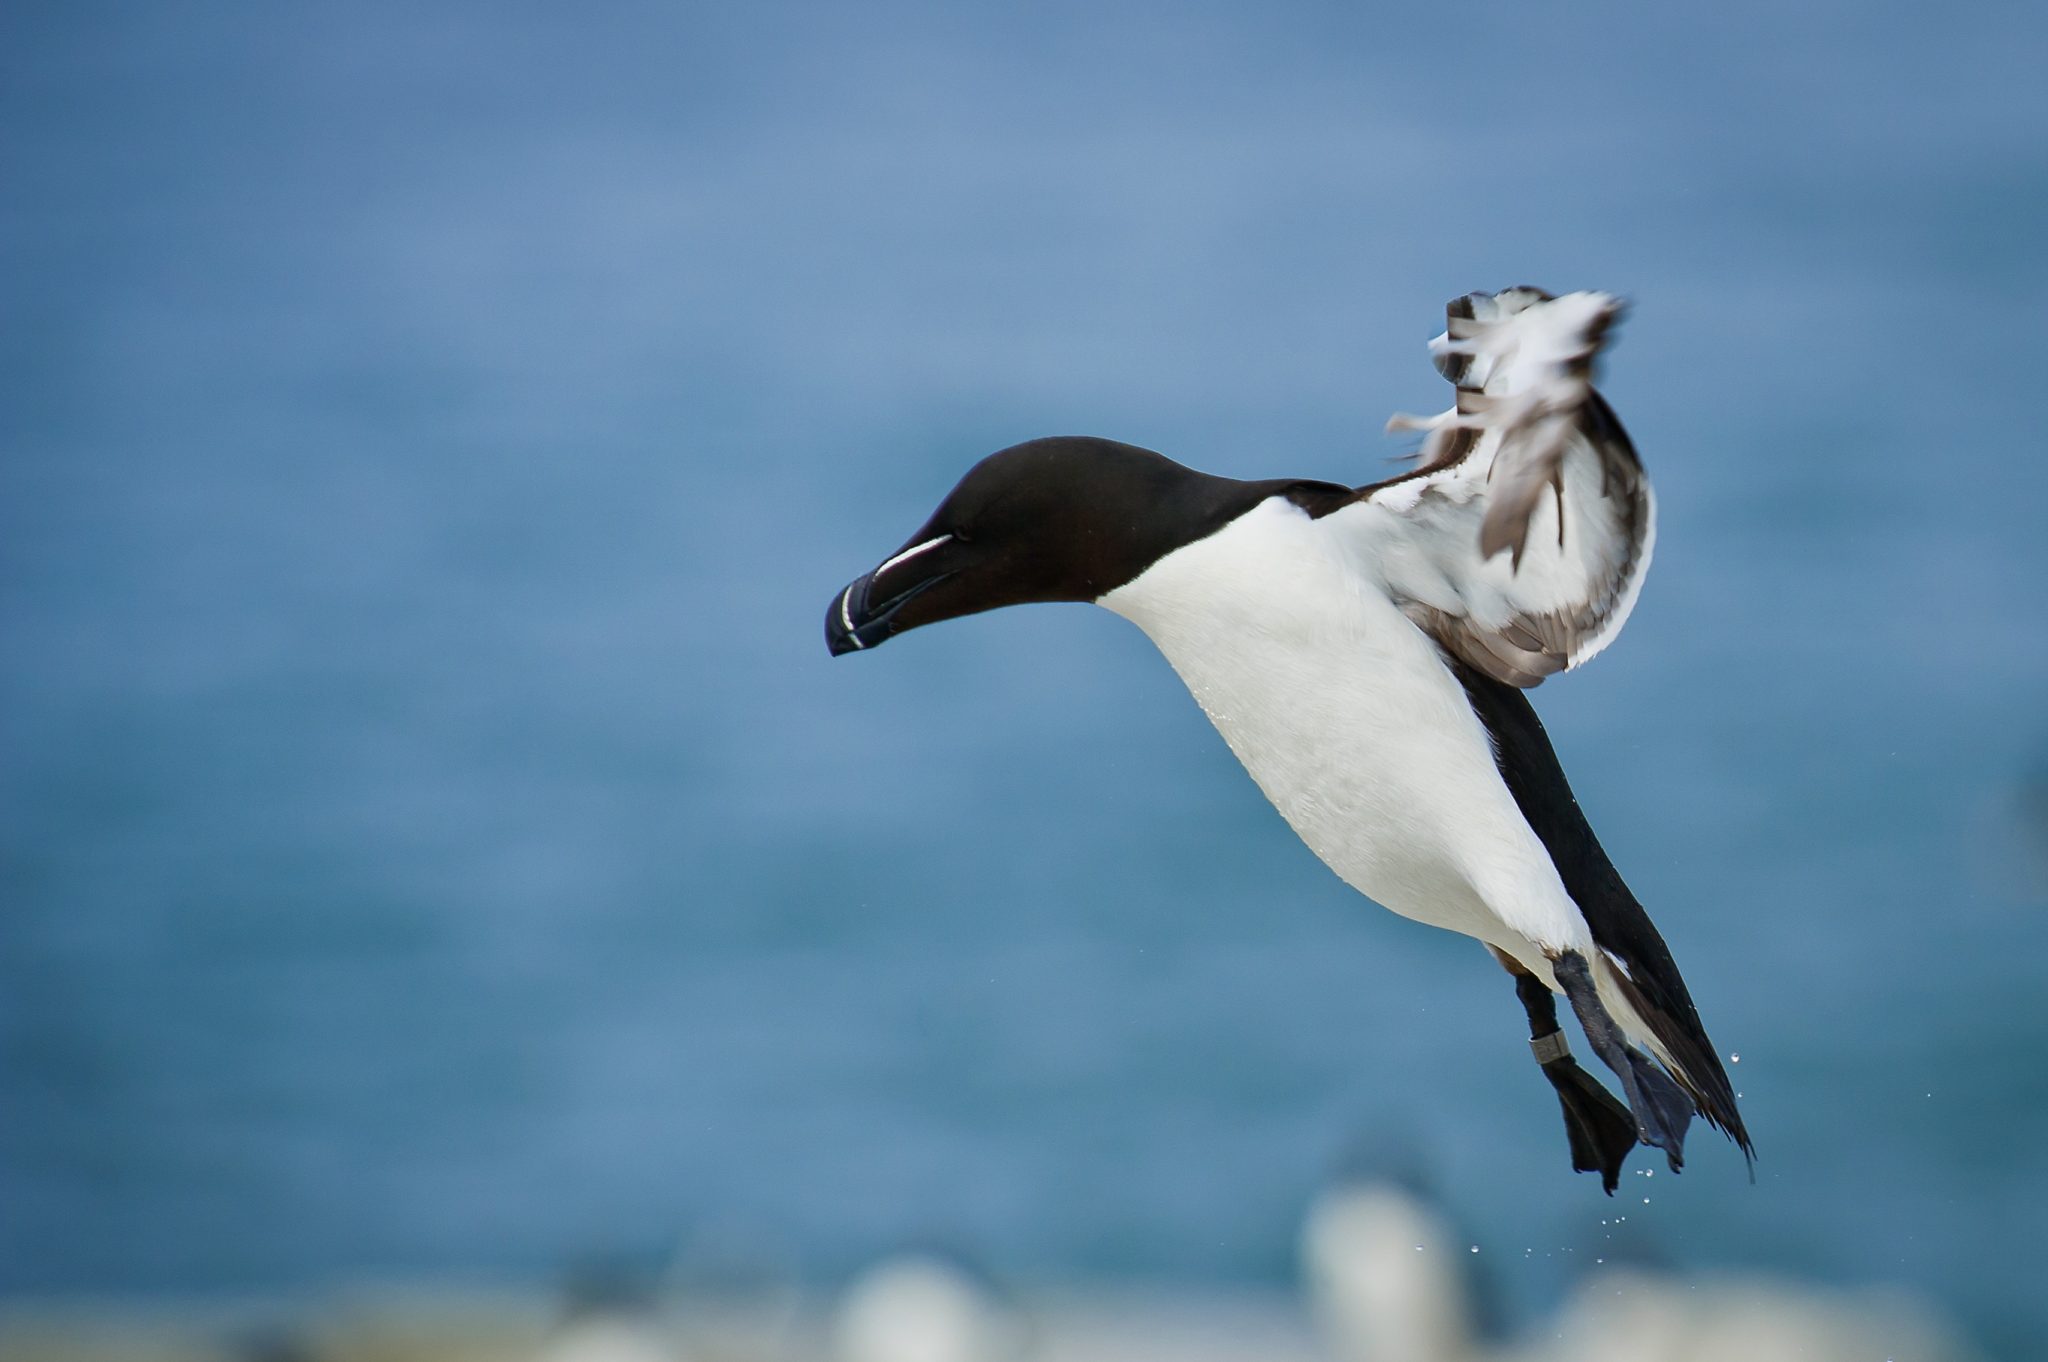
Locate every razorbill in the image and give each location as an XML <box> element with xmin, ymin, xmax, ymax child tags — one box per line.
<box><xmin>825</xmin><ymin>288</ymin><xmax>1751</xmax><ymax>1189</ymax></box>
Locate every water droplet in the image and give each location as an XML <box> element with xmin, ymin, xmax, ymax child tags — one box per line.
<box><xmin>1643</xmin><ymin>1197</ymin><xmax>1651</xmax><ymax>1204</ymax></box>
<box><xmin>1469</xmin><ymin>1245</ymin><xmax>1479</xmax><ymax>1254</ymax></box>
<box><xmin>1730</xmin><ymin>1052</ymin><xmax>1740</xmax><ymax>1063</ymax></box>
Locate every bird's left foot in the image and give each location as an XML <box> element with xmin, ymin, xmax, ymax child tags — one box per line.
<box><xmin>1553</xmin><ymin>950</ymin><xmax>1693</xmax><ymax>1172</ymax></box>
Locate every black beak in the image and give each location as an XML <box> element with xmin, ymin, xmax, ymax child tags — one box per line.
<box><xmin>824</xmin><ymin>572</ymin><xmax>886</xmax><ymax>656</ymax></box>
<box><xmin>825</xmin><ymin>538</ymin><xmax>956</xmax><ymax>656</ymax></box>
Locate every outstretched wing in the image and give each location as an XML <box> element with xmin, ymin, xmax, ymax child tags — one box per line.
<box><xmin>1336</xmin><ymin>287</ymin><xmax>1654</xmax><ymax>688</ymax></box>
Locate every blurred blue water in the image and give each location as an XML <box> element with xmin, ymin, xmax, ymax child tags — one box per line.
<box><xmin>4</xmin><ymin>1</ymin><xmax>2046</xmax><ymax>1356</ymax></box>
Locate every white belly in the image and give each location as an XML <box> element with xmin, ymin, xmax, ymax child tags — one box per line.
<box><xmin>1098</xmin><ymin>498</ymin><xmax>1591</xmax><ymax>962</ymax></box>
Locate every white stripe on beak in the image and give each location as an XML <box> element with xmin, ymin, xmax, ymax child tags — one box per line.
<box><xmin>837</xmin><ymin>584</ymin><xmax>865</xmax><ymax>649</ymax></box>
<box><xmin>871</xmin><ymin>534</ymin><xmax>953</xmax><ymax>586</ymax></box>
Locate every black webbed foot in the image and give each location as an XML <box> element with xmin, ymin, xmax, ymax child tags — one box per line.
<box><xmin>1553</xmin><ymin>950</ymin><xmax>1693</xmax><ymax>1173</ymax></box>
<box><xmin>1538</xmin><ymin>1051</ymin><xmax>1640</xmax><ymax>1193</ymax></box>
<box><xmin>1614</xmin><ymin>1045</ymin><xmax>1693</xmax><ymax>1172</ymax></box>
<box><xmin>1508</xmin><ymin>963</ymin><xmax>1638</xmax><ymax>1192</ymax></box>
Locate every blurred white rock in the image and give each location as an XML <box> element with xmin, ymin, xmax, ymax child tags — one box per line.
<box><xmin>535</xmin><ymin>1315</ymin><xmax>686</xmax><ymax>1362</ymax></box>
<box><xmin>1549</xmin><ymin>1268</ymin><xmax>1968</xmax><ymax>1362</ymax></box>
<box><xmin>1302</xmin><ymin>1181</ymin><xmax>1477</xmax><ymax>1362</ymax></box>
<box><xmin>1301</xmin><ymin>1177</ymin><xmax>1972</xmax><ymax>1362</ymax></box>
<box><xmin>831</xmin><ymin>1256</ymin><xmax>1025</xmax><ymax>1362</ymax></box>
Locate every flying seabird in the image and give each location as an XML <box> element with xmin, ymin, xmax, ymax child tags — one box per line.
<box><xmin>824</xmin><ymin>287</ymin><xmax>1752</xmax><ymax>1189</ymax></box>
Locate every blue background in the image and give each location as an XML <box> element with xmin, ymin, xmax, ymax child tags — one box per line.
<box><xmin>4</xmin><ymin>2</ymin><xmax>2045</xmax><ymax>1356</ymax></box>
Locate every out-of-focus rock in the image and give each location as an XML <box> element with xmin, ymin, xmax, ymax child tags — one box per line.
<box><xmin>1302</xmin><ymin>1181</ymin><xmax>1476</xmax><ymax>1362</ymax></box>
<box><xmin>535</xmin><ymin>1315</ymin><xmax>684</xmax><ymax>1362</ymax></box>
<box><xmin>1548</xmin><ymin>1268</ymin><xmax>1969</xmax><ymax>1362</ymax></box>
<box><xmin>830</xmin><ymin>1256</ymin><xmax>1024</xmax><ymax>1362</ymax></box>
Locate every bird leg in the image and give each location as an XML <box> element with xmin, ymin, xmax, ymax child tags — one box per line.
<box><xmin>1551</xmin><ymin>950</ymin><xmax>1693</xmax><ymax>1172</ymax></box>
<box><xmin>1491</xmin><ymin>947</ymin><xmax>1637</xmax><ymax>1194</ymax></box>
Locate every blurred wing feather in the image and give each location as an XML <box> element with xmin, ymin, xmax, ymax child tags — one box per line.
<box><xmin>1339</xmin><ymin>288</ymin><xmax>1654</xmax><ymax>688</ymax></box>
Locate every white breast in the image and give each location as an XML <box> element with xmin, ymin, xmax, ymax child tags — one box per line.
<box><xmin>1097</xmin><ymin>497</ymin><xmax>1591</xmax><ymax>962</ymax></box>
